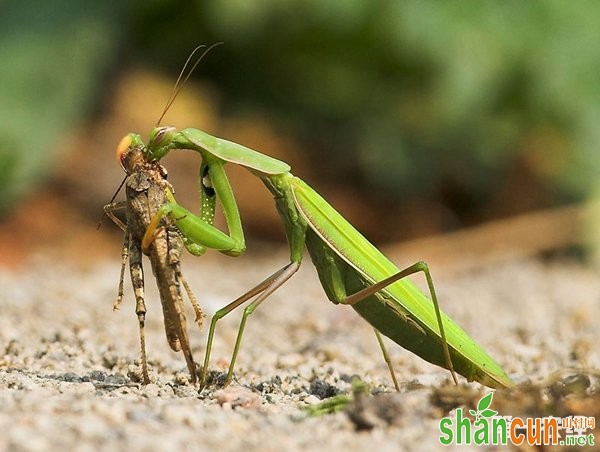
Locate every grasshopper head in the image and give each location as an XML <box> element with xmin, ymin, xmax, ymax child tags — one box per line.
<box><xmin>116</xmin><ymin>133</ymin><xmax>145</xmax><ymax>174</ymax></box>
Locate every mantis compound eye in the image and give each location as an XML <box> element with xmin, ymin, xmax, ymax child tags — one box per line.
<box><xmin>147</xmin><ymin>126</ymin><xmax>177</xmax><ymax>158</ymax></box>
<box><xmin>116</xmin><ymin>135</ymin><xmax>132</xmax><ymax>171</ymax></box>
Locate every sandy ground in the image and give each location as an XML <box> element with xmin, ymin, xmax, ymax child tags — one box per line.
<box><xmin>1</xmin><ymin>246</ymin><xmax>599</xmax><ymax>451</ymax></box>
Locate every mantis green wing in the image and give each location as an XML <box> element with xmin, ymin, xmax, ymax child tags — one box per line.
<box><xmin>289</xmin><ymin>176</ymin><xmax>513</xmax><ymax>389</ymax></box>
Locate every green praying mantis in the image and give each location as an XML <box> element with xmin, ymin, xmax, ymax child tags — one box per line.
<box><xmin>112</xmin><ymin>45</ymin><xmax>513</xmax><ymax>390</ymax></box>
<box><xmin>115</xmin><ymin>126</ymin><xmax>514</xmax><ymax>391</ymax></box>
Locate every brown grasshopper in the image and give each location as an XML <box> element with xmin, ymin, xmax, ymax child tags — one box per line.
<box><xmin>104</xmin><ymin>137</ymin><xmax>203</xmax><ymax>384</ymax></box>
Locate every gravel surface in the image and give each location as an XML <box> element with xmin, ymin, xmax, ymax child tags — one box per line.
<box><xmin>1</xmin><ymin>248</ymin><xmax>599</xmax><ymax>451</ymax></box>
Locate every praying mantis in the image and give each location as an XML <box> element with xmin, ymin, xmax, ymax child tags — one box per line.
<box><xmin>109</xmin><ymin>44</ymin><xmax>513</xmax><ymax>390</ymax></box>
<box><xmin>116</xmin><ymin>126</ymin><xmax>514</xmax><ymax>390</ymax></box>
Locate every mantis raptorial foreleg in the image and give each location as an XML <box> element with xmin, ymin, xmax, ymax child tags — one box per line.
<box><xmin>142</xmin><ymin>158</ymin><xmax>245</xmax><ymax>257</ymax></box>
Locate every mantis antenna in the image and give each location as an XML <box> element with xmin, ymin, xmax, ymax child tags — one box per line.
<box><xmin>100</xmin><ymin>43</ymin><xmax>224</xmax><ymax>229</ymax></box>
<box><xmin>155</xmin><ymin>42</ymin><xmax>224</xmax><ymax>127</ymax></box>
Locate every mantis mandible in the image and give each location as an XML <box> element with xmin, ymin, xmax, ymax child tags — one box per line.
<box><xmin>120</xmin><ymin>125</ymin><xmax>514</xmax><ymax>390</ymax></box>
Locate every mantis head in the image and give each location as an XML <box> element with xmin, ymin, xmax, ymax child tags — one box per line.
<box><xmin>146</xmin><ymin>126</ymin><xmax>177</xmax><ymax>161</ymax></box>
<box><xmin>116</xmin><ymin>126</ymin><xmax>177</xmax><ymax>174</ymax></box>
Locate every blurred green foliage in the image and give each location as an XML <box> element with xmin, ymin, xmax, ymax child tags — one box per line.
<box><xmin>132</xmin><ymin>0</ymin><xmax>600</xmax><ymax>211</ymax></box>
<box><xmin>0</xmin><ymin>0</ymin><xmax>127</xmax><ymax>215</ymax></box>
<box><xmin>2</xmin><ymin>0</ymin><xmax>599</xmax><ymax>221</ymax></box>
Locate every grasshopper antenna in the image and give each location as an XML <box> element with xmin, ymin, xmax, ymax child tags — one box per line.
<box><xmin>155</xmin><ymin>42</ymin><xmax>224</xmax><ymax>127</ymax></box>
<box><xmin>97</xmin><ymin>175</ymin><xmax>127</xmax><ymax>230</ymax></box>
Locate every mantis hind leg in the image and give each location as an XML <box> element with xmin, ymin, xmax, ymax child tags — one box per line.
<box><xmin>200</xmin><ymin>262</ymin><xmax>300</xmax><ymax>388</ymax></box>
<box><xmin>373</xmin><ymin>328</ymin><xmax>400</xmax><ymax>391</ymax></box>
<box><xmin>342</xmin><ymin>261</ymin><xmax>458</xmax><ymax>386</ymax></box>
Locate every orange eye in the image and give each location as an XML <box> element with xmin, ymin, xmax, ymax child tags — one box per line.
<box><xmin>116</xmin><ymin>135</ymin><xmax>132</xmax><ymax>169</ymax></box>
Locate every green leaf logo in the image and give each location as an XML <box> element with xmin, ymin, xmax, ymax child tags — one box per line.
<box><xmin>478</xmin><ymin>393</ymin><xmax>493</xmax><ymax>411</ymax></box>
<box><xmin>471</xmin><ymin>393</ymin><xmax>497</xmax><ymax>421</ymax></box>
<box><xmin>481</xmin><ymin>409</ymin><xmax>498</xmax><ymax>418</ymax></box>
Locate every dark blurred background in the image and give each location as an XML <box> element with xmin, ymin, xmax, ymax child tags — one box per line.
<box><xmin>1</xmin><ymin>0</ymin><xmax>599</xmax><ymax>267</ymax></box>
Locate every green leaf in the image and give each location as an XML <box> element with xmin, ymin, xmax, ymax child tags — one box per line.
<box><xmin>480</xmin><ymin>409</ymin><xmax>498</xmax><ymax>418</ymax></box>
<box><xmin>477</xmin><ymin>392</ymin><xmax>494</xmax><ymax>411</ymax></box>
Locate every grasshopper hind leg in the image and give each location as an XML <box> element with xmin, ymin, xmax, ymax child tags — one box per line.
<box><xmin>128</xmin><ymin>236</ymin><xmax>151</xmax><ymax>384</ymax></box>
<box><xmin>113</xmin><ymin>230</ymin><xmax>130</xmax><ymax>311</ymax></box>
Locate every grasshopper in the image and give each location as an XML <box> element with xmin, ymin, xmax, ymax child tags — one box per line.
<box><xmin>104</xmin><ymin>140</ymin><xmax>204</xmax><ymax>384</ymax></box>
